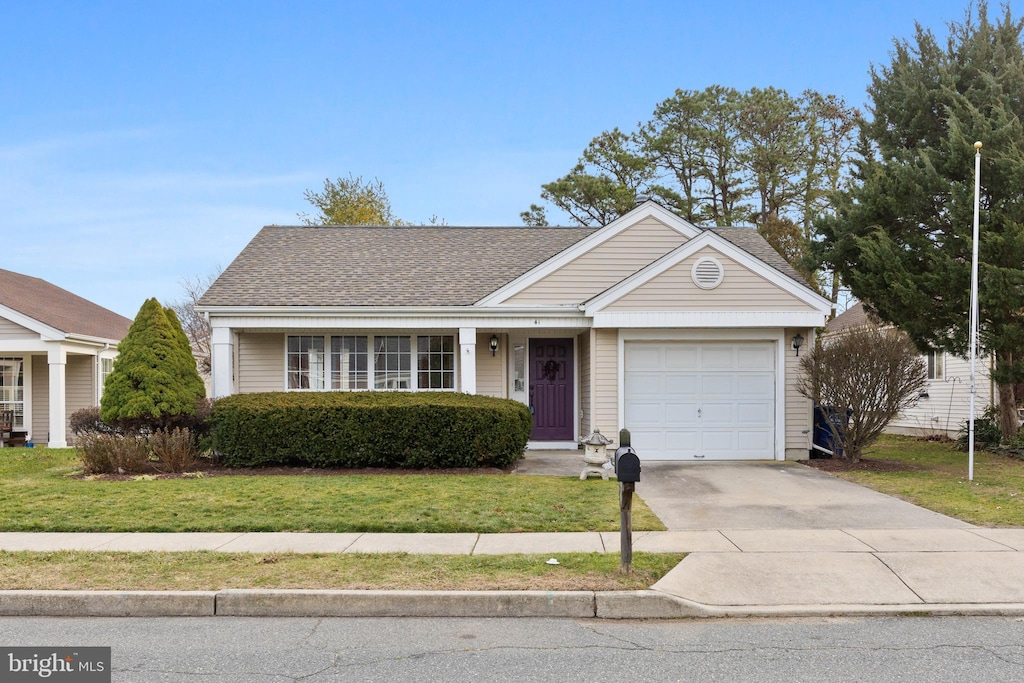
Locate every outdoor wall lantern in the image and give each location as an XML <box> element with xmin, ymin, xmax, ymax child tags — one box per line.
<box><xmin>489</xmin><ymin>334</ymin><xmax>499</xmax><ymax>356</ymax></box>
<box><xmin>792</xmin><ymin>333</ymin><xmax>805</xmax><ymax>356</ymax></box>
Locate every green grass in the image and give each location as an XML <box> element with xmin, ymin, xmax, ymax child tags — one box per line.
<box><xmin>0</xmin><ymin>551</ymin><xmax>683</xmax><ymax>591</ymax></box>
<box><xmin>826</xmin><ymin>434</ymin><xmax>1024</xmax><ymax>527</ymax></box>
<box><xmin>0</xmin><ymin>448</ymin><xmax>665</xmax><ymax>533</ymax></box>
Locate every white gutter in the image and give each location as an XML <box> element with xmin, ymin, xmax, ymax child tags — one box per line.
<box><xmin>195</xmin><ymin>305</ymin><xmax>586</xmax><ymax>318</ymax></box>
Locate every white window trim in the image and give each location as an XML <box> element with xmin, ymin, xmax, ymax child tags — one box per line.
<box><xmin>0</xmin><ymin>355</ymin><xmax>28</xmax><ymax>432</ymax></box>
<box><xmin>927</xmin><ymin>350</ymin><xmax>945</xmax><ymax>381</ymax></box>
<box><xmin>284</xmin><ymin>333</ymin><xmax>459</xmax><ymax>392</ymax></box>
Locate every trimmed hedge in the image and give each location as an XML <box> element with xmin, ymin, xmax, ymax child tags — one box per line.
<box><xmin>210</xmin><ymin>392</ymin><xmax>532</xmax><ymax>469</ymax></box>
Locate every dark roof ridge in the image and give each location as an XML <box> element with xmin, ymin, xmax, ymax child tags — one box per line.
<box><xmin>259</xmin><ymin>224</ymin><xmax>594</xmax><ymax>230</ymax></box>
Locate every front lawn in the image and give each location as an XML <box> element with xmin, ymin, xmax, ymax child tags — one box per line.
<box><xmin>809</xmin><ymin>435</ymin><xmax>1024</xmax><ymax>527</ymax></box>
<box><xmin>0</xmin><ymin>551</ymin><xmax>683</xmax><ymax>591</ymax></box>
<box><xmin>0</xmin><ymin>448</ymin><xmax>664</xmax><ymax>533</ymax></box>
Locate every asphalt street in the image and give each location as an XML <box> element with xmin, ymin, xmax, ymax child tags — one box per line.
<box><xmin>3</xmin><ymin>616</ymin><xmax>1024</xmax><ymax>682</ymax></box>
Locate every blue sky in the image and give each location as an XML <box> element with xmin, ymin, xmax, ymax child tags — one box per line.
<box><xmin>2</xmin><ymin>0</ymin><xmax>974</xmax><ymax>318</ymax></box>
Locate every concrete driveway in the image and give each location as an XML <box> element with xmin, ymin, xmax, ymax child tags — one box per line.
<box><xmin>515</xmin><ymin>451</ymin><xmax>969</xmax><ymax>531</ymax></box>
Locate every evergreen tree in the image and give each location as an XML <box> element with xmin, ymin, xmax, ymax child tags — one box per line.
<box><xmin>816</xmin><ymin>2</ymin><xmax>1024</xmax><ymax>438</ymax></box>
<box><xmin>101</xmin><ymin>298</ymin><xmax>207</xmax><ymax>430</ymax></box>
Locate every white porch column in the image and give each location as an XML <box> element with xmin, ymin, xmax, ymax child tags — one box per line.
<box><xmin>47</xmin><ymin>345</ymin><xmax>67</xmax><ymax>448</ymax></box>
<box><xmin>211</xmin><ymin>325</ymin><xmax>235</xmax><ymax>398</ymax></box>
<box><xmin>459</xmin><ymin>327</ymin><xmax>477</xmax><ymax>395</ymax></box>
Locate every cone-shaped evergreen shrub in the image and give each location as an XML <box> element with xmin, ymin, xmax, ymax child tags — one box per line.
<box><xmin>100</xmin><ymin>297</ymin><xmax>206</xmax><ymax>430</ymax></box>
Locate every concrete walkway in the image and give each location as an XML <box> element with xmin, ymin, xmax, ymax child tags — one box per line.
<box><xmin>2</xmin><ymin>450</ymin><xmax>1024</xmax><ymax>618</ymax></box>
<box><xmin>4</xmin><ymin>527</ymin><xmax>1024</xmax><ymax>617</ymax></box>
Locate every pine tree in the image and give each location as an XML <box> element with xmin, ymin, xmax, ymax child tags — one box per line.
<box><xmin>100</xmin><ymin>298</ymin><xmax>207</xmax><ymax>430</ymax></box>
<box><xmin>816</xmin><ymin>2</ymin><xmax>1024</xmax><ymax>438</ymax></box>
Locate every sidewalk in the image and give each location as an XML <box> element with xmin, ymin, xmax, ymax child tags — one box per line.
<box><xmin>4</xmin><ymin>528</ymin><xmax>1024</xmax><ymax>618</ymax></box>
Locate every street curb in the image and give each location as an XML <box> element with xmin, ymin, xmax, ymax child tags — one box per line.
<box><xmin>4</xmin><ymin>590</ymin><xmax>1024</xmax><ymax>619</ymax></box>
<box><xmin>215</xmin><ymin>589</ymin><xmax>596</xmax><ymax>618</ymax></box>
<box><xmin>0</xmin><ymin>591</ymin><xmax>216</xmax><ymax>617</ymax></box>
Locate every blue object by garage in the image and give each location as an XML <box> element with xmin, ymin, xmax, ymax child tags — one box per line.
<box><xmin>811</xmin><ymin>405</ymin><xmax>851</xmax><ymax>458</ymax></box>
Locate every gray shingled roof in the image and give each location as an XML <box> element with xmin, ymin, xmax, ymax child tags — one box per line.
<box><xmin>199</xmin><ymin>222</ymin><xmax>812</xmax><ymax>308</ymax></box>
<box><xmin>199</xmin><ymin>226</ymin><xmax>597</xmax><ymax>307</ymax></box>
<box><xmin>825</xmin><ymin>302</ymin><xmax>875</xmax><ymax>334</ymax></box>
<box><xmin>0</xmin><ymin>269</ymin><xmax>132</xmax><ymax>340</ymax></box>
<box><xmin>708</xmin><ymin>227</ymin><xmax>812</xmax><ymax>288</ymax></box>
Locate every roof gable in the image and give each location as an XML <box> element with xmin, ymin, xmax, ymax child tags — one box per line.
<box><xmin>499</xmin><ymin>214</ymin><xmax>690</xmax><ymax>306</ymax></box>
<box><xmin>477</xmin><ymin>201</ymin><xmax>701</xmax><ymax>306</ymax></box>
<box><xmin>584</xmin><ymin>232</ymin><xmax>831</xmax><ymax>315</ymax></box>
<box><xmin>0</xmin><ymin>270</ymin><xmax>132</xmax><ymax>341</ymax></box>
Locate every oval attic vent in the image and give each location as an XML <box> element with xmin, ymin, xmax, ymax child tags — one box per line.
<box><xmin>691</xmin><ymin>257</ymin><xmax>724</xmax><ymax>289</ymax></box>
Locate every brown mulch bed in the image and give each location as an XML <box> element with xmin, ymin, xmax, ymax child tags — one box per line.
<box><xmin>798</xmin><ymin>457</ymin><xmax>920</xmax><ymax>473</ymax></box>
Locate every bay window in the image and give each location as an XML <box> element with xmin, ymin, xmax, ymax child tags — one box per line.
<box><xmin>287</xmin><ymin>335</ymin><xmax>455</xmax><ymax>391</ymax></box>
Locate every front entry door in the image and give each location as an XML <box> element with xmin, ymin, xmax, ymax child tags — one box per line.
<box><xmin>529</xmin><ymin>338</ymin><xmax>574</xmax><ymax>441</ymax></box>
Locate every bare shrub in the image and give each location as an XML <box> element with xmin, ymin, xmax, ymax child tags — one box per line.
<box><xmin>797</xmin><ymin>325</ymin><xmax>927</xmax><ymax>462</ymax></box>
<box><xmin>76</xmin><ymin>433</ymin><xmax>152</xmax><ymax>474</ymax></box>
<box><xmin>150</xmin><ymin>427</ymin><xmax>198</xmax><ymax>473</ymax></box>
<box><xmin>69</xmin><ymin>406</ymin><xmax>120</xmax><ymax>437</ymax></box>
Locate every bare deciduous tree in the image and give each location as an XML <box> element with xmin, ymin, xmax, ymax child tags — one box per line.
<box><xmin>796</xmin><ymin>325</ymin><xmax>927</xmax><ymax>462</ymax></box>
<box><xmin>169</xmin><ymin>269</ymin><xmax>221</xmax><ymax>377</ymax></box>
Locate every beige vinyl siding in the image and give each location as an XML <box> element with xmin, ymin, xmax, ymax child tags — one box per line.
<box><xmin>784</xmin><ymin>328</ymin><xmax>813</xmax><ymax>459</ymax></box>
<box><xmin>607</xmin><ymin>248</ymin><xmax>816</xmax><ymax>312</ymax></box>
<box><xmin>476</xmin><ymin>332</ymin><xmax>506</xmax><ymax>398</ymax></box>
<box><xmin>238</xmin><ymin>333</ymin><xmax>284</xmax><ymax>393</ymax></box>
<box><xmin>888</xmin><ymin>353</ymin><xmax>994</xmax><ymax>437</ymax></box>
<box><xmin>506</xmin><ymin>218</ymin><xmax>687</xmax><ymax>305</ymax></box>
<box><xmin>31</xmin><ymin>356</ymin><xmax>48</xmax><ymax>444</ymax></box>
<box><xmin>578</xmin><ymin>331</ymin><xmax>591</xmax><ymax>437</ymax></box>
<box><xmin>0</xmin><ymin>317</ymin><xmax>36</xmax><ymax>340</ymax></box>
<box><xmin>592</xmin><ymin>329</ymin><xmax>619</xmax><ymax>445</ymax></box>
<box><xmin>65</xmin><ymin>355</ymin><xmax>95</xmax><ymax>439</ymax></box>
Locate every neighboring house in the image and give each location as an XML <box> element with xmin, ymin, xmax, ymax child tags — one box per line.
<box><xmin>196</xmin><ymin>201</ymin><xmax>831</xmax><ymax>461</ymax></box>
<box><xmin>0</xmin><ymin>269</ymin><xmax>132</xmax><ymax>448</ymax></box>
<box><xmin>825</xmin><ymin>302</ymin><xmax>996</xmax><ymax>437</ymax></box>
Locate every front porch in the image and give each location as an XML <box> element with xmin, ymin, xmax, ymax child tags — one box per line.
<box><xmin>0</xmin><ymin>347</ymin><xmax>115</xmax><ymax>448</ymax></box>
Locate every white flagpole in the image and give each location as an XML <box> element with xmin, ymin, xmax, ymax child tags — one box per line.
<box><xmin>969</xmin><ymin>141</ymin><xmax>982</xmax><ymax>482</ymax></box>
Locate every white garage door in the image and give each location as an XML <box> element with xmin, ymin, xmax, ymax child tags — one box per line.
<box><xmin>624</xmin><ymin>342</ymin><xmax>776</xmax><ymax>460</ymax></box>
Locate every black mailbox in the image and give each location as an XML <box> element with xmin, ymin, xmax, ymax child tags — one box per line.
<box><xmin>614</xmin><ymin>446</ymin><xmax>641</xmax><ymax>483</ymax></box>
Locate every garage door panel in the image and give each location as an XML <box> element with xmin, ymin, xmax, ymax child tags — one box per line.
<box><xmin>737</xmin><ymin>430</ymin><xmax>774</xmax><ymax>455</ymax></box>
<box><xmin>626</xmin><ymin>344</ymin><xmax>662</xmax><ymax>369</ymax></box>
<box><xmin>665</xmin><ymin>346</ymin><xmax>699</xmax><ymax>370</ymax></box>
<box><xmin>701</xmin><ymin>347</ymin><xmax>734</xmax><ymax>369</ymax></box>
<box><xmin>623</xmin><ymin>341</ymin><xmax>777</xmax><ymax>461</ymax></box>
<box><xmin>665</xmin><ymin>402</ymin><xmax>699</xmax><ymax>425</ymax></box>
<box><xmin>625</xmin><ymin>372</ymin><xmax>663</xmax><ymax>398</ymax></box>
<box><xmin>661</xmin><ymin>430</ymin><xmax>700</xmax><ymax>458</ymax></box>
<box><xmin>737</xmin><ymin>345</ymin><xmax>774</xmax><ymax>370</ymax></box>
<box><xmin>631</xmin><ymin>430</ymin><xmax>666</xmax><ymax>454</ymax></box>
<box><xmin>744</xmin><ymin>374</ymin><xmax>775</xmax><ymax>398</ymax></box>
<box><xmin>664</xmin><ymin>373</ymin><xmax>699</xmax><ymax>397</ymax></box>
<box><xmin>738</xmin><ymin>401</ymin><xmax>773</xmax><ymax>426</ymax></box>
<box><xmin>625</xmin><ymin>401</ymin><xmax>664</xmax><ymax>426</ymax></box>
<box><xmin>700</xmin><ymin>374</ymin><xmax>735</xmax><ymax>396</ymax></box>
<box><xmin>701</xmin><ymin>402</ymin><xmax>735</xmax><ymax>426</ymax></box>
<box><xmin>701</xmin><ymin>430</ymin><xmax>736</xmax><ymax>452</ymax></box>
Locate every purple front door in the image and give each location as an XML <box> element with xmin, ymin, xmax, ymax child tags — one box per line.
<box><xmin>529</xmin><ymin>338</ymin><xmax>574</xmax><ymax>441</ymax></box>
